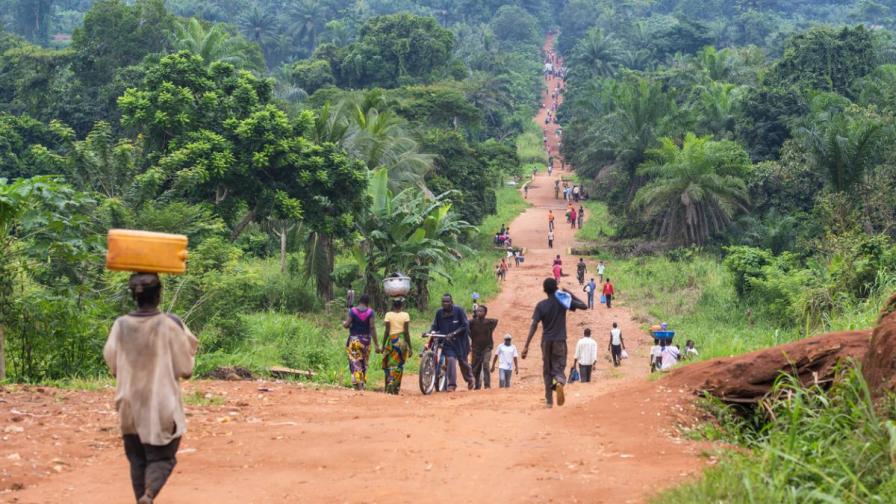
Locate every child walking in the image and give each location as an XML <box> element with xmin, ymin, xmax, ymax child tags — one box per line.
<box><xmin>104</xmin><ymin>273</ymin><xmax>198</xmax><ymax>504</ymax></box>
<box><xmin>491</xmin><ymin>334</ymin><xmax>520</xmax><ymax>388</ymax></box>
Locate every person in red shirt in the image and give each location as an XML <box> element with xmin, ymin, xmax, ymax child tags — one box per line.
<box><xmin>602</xmin><ymin>278</ymin><xmax>615</xmax><ymax>309</ymax></box>
<box><xmin>552</xmin><ymin>263</ymin><xmax>562</xmax><ymax>281</ymax></box>
<box><xmin>569</xmin><ymin>208</ymin><xmax>577</xmax><ymax>229</ymax></box>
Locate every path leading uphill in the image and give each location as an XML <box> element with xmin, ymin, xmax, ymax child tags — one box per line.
<box><xmin>2</xmin><ymin>35</ymin><xmax>705</xmax><ymax>504</ymax></box>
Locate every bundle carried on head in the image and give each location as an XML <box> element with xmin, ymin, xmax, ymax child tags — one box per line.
<box><xmin>106</xmin><ymin>229</ymin><xmax>189</xmax><ymax>274</ymax></box>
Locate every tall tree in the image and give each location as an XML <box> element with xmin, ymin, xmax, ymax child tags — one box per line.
<box><xmin>634</xmin><ymin>133</ymin><xmax>752</xmax><ymax>245</ymax></box>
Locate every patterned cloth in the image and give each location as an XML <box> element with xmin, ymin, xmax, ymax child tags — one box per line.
<box><xmin>382</xmin><ymin>335</ymin><xmax>408</xmax><ymax>395</ymax></box>
<box><xmin>346</xmin><ymin>335</ymin><xmax>371</xmax><ymax>387</ymax></box>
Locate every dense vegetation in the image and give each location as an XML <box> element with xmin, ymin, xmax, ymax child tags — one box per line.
<box><xmin>0</xmin><ymin>0</ymin><xmax>549</xmax><ymax>383</ymax></box>
<box><xmin>556</xmin><ymin>1</ymin><xmax>896</xmax><ymax>501</ymax></box>
<box><xmin>559</xmin><ymin>0</ymin><xmax>896</xmax><ymax>335</ymax></box>
<box><xmin>5</xmin><ymin>0</ymin><xmax>896</xmax><ymax>499</ymax></box>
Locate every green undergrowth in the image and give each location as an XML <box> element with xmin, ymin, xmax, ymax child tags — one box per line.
<box><xmin>654</xmin><ymin>368</ymin><xmax>896</xmax><ymax>503</ymax></box>
<box><xmin>187</xmin><ymin>185</ymin><xmax>528</xmax><ymax>390</ymax></box>
<box><xmin>609</xmin><ymin>253</ymin><xmax>883</xmax><ymax>360</ymax></box>
<box><xmin>576</xmin><ymin>200</ymin><xmax>615</xmax><ymax>242</ymax></box>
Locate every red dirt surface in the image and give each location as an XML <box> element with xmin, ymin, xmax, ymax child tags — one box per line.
<box><xmin>0</xmin><ymin>35</ymin><xmax>705</xmax><ymax>504</ymax></box>
<box><xmin>861</xmin><ymin>295</ymin><xmax>896</xmax><ymax>398</ymax></box>
<box><xmin>665</xmin><ymin>331</ymin><xmax>872</xmax><ymax>403</ymax></box>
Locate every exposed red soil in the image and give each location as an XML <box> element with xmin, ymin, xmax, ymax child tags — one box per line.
<box><xmin>0</xmin><ymin>35</ymin><xmax>706</xmax><ymax>504</ymax></box>
<box><xmin>666</xmin><ymin>331</ymin><xmax>872</xmax><ymax>403</ymax></box>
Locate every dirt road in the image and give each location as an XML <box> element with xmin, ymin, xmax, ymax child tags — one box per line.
<box><xmin>1</xmin><ymin>36</ymin><xmax>705</xmax><ymax>504</ymax></box>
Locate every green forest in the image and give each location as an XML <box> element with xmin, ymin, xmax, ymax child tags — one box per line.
<box><xmin>4</xmin><ymin>0</ymin><xmax>896</xmax><ymax>500</ymax></box>
<box><xmin>0</xmin><ymin>0</ymin><xmax>552</xmax><ymax>384</ymax></box>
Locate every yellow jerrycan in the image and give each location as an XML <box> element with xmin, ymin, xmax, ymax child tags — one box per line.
<box><xmin>106</xmin><ymin>229</ymin><xmax>188</xmax><ymax>274</ymax></box>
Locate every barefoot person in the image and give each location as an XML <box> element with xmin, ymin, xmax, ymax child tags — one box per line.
<box><xmin>430</xmin><ymin>294</ymin><xmax>474</xmax><ymax>391</ymax></box>
<box><xmin>343</xmin><ymin>294</ymin><xmax>379</xmax><ymax>390</ymax></box>
<box><xmin>522</xmin><ymin>278</ymin><xmax>587</xmax><ymax>408</ymax></box>
<box><xmin>104</xmin><ymin>273</ymin><xmax>198</xmax><ymax>504</ymax></box>
<box><xmin>382</xmin><ymin>298</ymin><xmax>411</xmax><ymax>394</ymax></box>
<box><xmin>470</xmin><ymin>305</ymin><xmax>499</xmax><ymax>390</ymax></box>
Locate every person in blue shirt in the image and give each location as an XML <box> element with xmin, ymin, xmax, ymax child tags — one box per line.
<box><xmin>583</xmin><ymin>278</ymin><xmax>597</xmax><ymax>309</ymax></box>
<box><xmin>431</xmin><ymin>294</ymin><xmax>474</xmax><ymax>391</ymax></box>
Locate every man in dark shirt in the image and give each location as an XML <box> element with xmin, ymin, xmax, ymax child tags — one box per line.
<box><xmin>431</xmin><ymin>294</ymin><xmax>474</xmax><ymax>391</ymax></box>
<box><xmin>522</xmin><ymin>278</ymin><xmax>587</xmax><ymax>407</ymax></box>
<box><xmin>469</xmin><ymin>305</ymin><xmax>499</xmax><ymax>390</ymax></box>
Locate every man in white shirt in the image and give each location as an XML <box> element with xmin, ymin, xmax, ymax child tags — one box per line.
<box><xmin>597</xmin><ymin>260</ymin><xmax>606</xmax><ymax>282</ymax></box>
<box><xmin>573</xmin><ymin>328</ymin><xmax>598</xmax><ymax>382</ymax></box>
<box><xmin>608</xmin><ymin>322</ymin><xmax>625</xmax><ymax>367</ymax></box>
<box><xmin>491</xmin><ymin>334</ymin><xmax>520</xmax><ymax>388</ymax></box>
<box><xmin>660</xmin><ymin>340</ymin><xmax>680</xmax><ymax>371</ymax></box>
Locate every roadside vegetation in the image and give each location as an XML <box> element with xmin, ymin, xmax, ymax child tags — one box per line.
<box><xmin>558</xmin><ymin>0</ymin><xmax>896</xmax><ymax>500</ymax></box>
<box><xmin>0</xmin><ymin>0</ymin><xmax>547</xmax><ymax>385</ymax></box>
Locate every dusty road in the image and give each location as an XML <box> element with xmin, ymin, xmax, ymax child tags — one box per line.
<box><xmin>1</xmin><ymin>36</ymin><xmax>705</xmax><ymax>504</ymax></box>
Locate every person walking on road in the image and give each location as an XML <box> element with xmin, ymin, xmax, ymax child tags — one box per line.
<box><xmin>602</xmin><ymin>278</ymin><xmax>615</xmax><ymax>309</ymax></box>
<box><xmin>578</xmin><ymin>205</ymin><xmax>584</xmax><ymax>228</ymax></box>
<box><xmin>430</xmin><ymin>294</ymin><xmax>474</xmax><ymax>391</ymax></box>
<box><xmin>573</xmin><ymin>328</ymin><xmax>598</xmax><ymax>382</ymax></box>
<box><xmin>491</xmin><ymin>334</ymin><xmax>519</xmax><ymax>388</ymax></box>
<box><xmin>548</xmin><ymin>210</ymin><xmax>555</xmax><ymax>231</ymax></box>
<box><xmin>382</xmin><ymin>298</ymin><xmax>411</xmax><ymax>394</ymax></box>
<box><xmin>608</xmin><ymin>322</ymin><xmax>625</xmax><ymax>367</ymax></box>
<box><xmin>547</xmin><ymin>229</ymin><xmax>554</xmax><ymax>249</ymax></box>
<box><xmin>576</xmin><ymin>258</ymin><xmax>586</xmax><ymax>285</ymax></box>
<box><xmin>104</xmin><ymin>273</ymin><xmax>198</xmax><ymax>504</ymax></box>
<box><xmin>522</xmin><ymin>278</ymin><xmax>588</xmax><ymax>408</ymax></box>
<box><xmin>552</xmin><ymin>262</ymin><xmax>562</xmax><ymax>282</ymax></box>
<box><xmin>584</xmin><ymin>278</ymin><xmax>596</xmax><ymax>309</ymax></box>
<box><xmin>343</xmin><ymin>294</ymin><xmax>379</xmax><ymax>390</ymax></box>
<box><xmin>469</xmin><ymin>305</ymin><xmax>498</xmax><ymax>390</ymax></box>
<box><xmin>597</xmin><ymin>260</ymin><xmax>606</xmax><ymax>283</ymax></box>
<box><xmin>569</xmin><ymin>207</ymin><xmax>578</xmax><ymax>229</ymax></box>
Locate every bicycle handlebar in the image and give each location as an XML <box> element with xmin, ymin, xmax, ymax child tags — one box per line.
<box><xmin>422</xmin><ymin>332</ymin><xmax>448</xmax><ymax>338</ymax></box>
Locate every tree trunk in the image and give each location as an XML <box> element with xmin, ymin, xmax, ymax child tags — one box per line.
<box><xmin>0</xmin><ymin>324</ymin><xmax>5</xmax><ymax>382</ymax></box>
<box><xmin>316</xmin><ymin>233</ymin><xmax>334</xmax><ymax>302</ymax></box>
<box><xmin>229</xmin><ymin>207</ymin><xmax>257</xmax><ymax>241</ymax></box>
<box><xmin>413</xmin><ymin>276</ymin><xmax>429</xmax><ymax>311</ymax></box>
<box><xmin>279</xmin><ymin>228</ymin><xmax>287</xmax><ymax>273</ymax></box>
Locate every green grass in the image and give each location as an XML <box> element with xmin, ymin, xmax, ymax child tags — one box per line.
<box><xmin>516</xmin><ymin>123</ymin><xmax>547</xmax><ymax>168</ymax></box>
<box><xmin>576</xmin><ymin>199</ymin><xmax>615</xmax><ymax>241</ymax></box>
<box><xmin>183</xmin><ymin>389</ymin><xmax>226</xmax><ymax>407</ymax></box>
<box><xmin>602</xmin><ymin>251</ymin><xmax>896</xmax><ymax>503</ymax></box>
<box><xmin>606</xmin><ymin>253</ymin><xmax>884</xmax><ymax>360</ymax></box>
<box><xmin>189</xmin><ymin>185</ymin><xmax>530</xmax><ymax>391</ymax></box>
<box><xmin>654</xmin><ymin>369</ymin><xmax>896</xmax><ymax>504</ymax></box>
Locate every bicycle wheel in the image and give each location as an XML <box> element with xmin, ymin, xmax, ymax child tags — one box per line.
<box><xmin>436</xmin><ymin>353</ymin><xmax>448</xmax><ymax>392</ymax></box>
<box><xmin>419</xmin><ymin>350</ymin><xmax>436</xmax><ymax>395</ymax></box>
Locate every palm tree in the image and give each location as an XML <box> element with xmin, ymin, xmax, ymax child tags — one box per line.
<box><xmin>570</xmin><ymin>28</ymin><xmax>622</xmax><ymax>79</ymax></box>
<box><xmin>462</xmin><ymin>71</ymin><xmax>514</xmax><ymax>138</ymax></box>
<box><xmin>634</xmin><ymin>133</ymin><xmax>752</xmax><ymax>245</ymax></box>
<box><xmin>343</xmin><ymin>105</ymin><xmax>434</xmax><ymax>191</ymax></box>
<box><xmin>174</xmin><ymin>18</ymin><xmax>264</xmax><ymax>71</ymax></box>
<box><xmin>694</xmin><ymin>82</ymin><xmax>745</xmax><ymax>139</ymax></box>
<box><xmin>237</xmin><ymin>7</ymin><xmax>279</xmax><ymax>64</ymax></box>
<box><xmin>797</xmin><ymin>114</ymin><xmax>884</xmax><ymax>193</ymax></box>
<box><xmin>286</xmin><ymin>0</ymin><xmax>325</xmax><ymax>57</ymax></box>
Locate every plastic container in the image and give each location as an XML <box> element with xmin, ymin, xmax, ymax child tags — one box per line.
<box><xmin>652</xmin><ymin>330</ymin><xmax>675</xmax><ymax>341</ymax></box>
<box><xmin>106</xmin><ymin>229</ymin><xmax>188</xmax><ymax>274</ymax></box>
<box><xmin>383</xmin><ymin>274</ymin><xmax>411</xmax><ymax>297</ymax></box>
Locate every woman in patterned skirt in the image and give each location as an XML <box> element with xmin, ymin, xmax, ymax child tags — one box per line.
<box><xmin>343</xmin><ymin>294</ymin><xmax>379</xmax><ymax>390</ymax></box>
<box><xmin>382</xmin><ymin>298</ymin><xmax>412</xmax><ymax>394</ymax></box>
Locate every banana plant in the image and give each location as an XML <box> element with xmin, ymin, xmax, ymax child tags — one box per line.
<box><xmin>357</xmin><ymin>168</ymin><xmax>471</xmax><ymax>310</ymax></box>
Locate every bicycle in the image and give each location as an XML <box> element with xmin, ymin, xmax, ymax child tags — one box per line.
<box><xmin>419</xmin><ymin>332</ymin><xmax>449</xmax><ymax>395</ymax></box>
